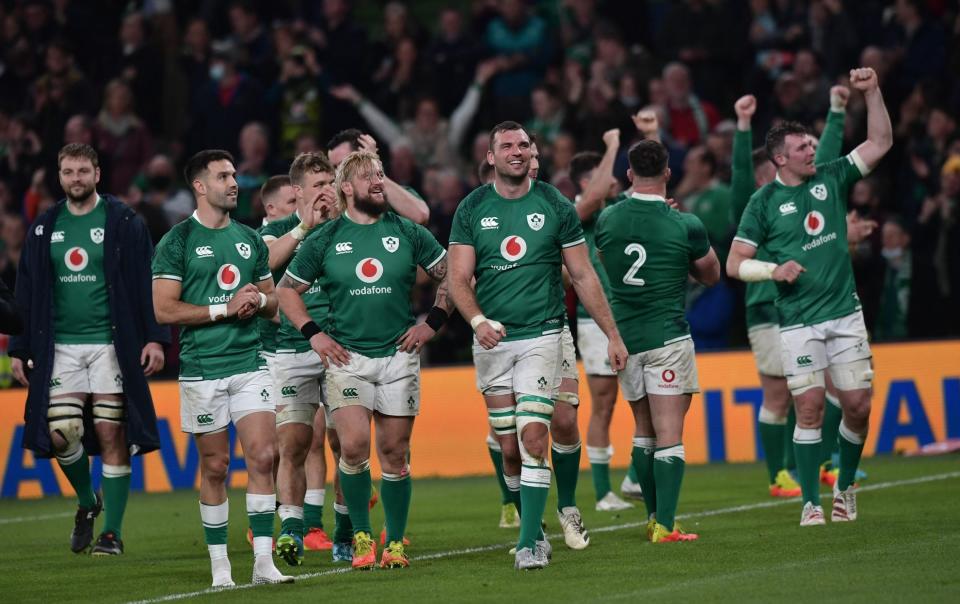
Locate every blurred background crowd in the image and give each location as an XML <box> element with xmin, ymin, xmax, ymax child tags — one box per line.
<box><xmin>0</xmin><ymin>0</ymin><xmax>958</xmax><ymax>381</ymax></box>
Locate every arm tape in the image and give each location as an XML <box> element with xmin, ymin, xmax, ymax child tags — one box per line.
<box><xmin>738</xmin><ymin>259</ymin><xmax>777</xmax><ymax>282</ymax></box>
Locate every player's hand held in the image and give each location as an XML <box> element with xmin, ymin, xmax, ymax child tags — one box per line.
<box><xmin>310</xmin><ymin>332</ymin><xmax>350</xmax><ymax>368</ymax></box>
<box><xmin>734</xmin><ymin>94</ymin><xmax>757</xmax><ymax>123</ymax></box>
<box><xmin>846</xmin><ymin>210</ymin><xmax>878</xmax><ymax>243</ymax></box>
<box><xmin>471</xmin><ymin>315</ymin><xmax>506</xmax><ymax>350</ymax></box>
<box><xmin>772</xmin><ymin>260</ymin><xmax>805</xmax><ymax>284</ymax></box>
<box><xmin>607</xmin><ymin>334</ymin><xmax>628</xmax><ymax>372</ymax></box>
<box><xmin>849</xmin><ymin>67</ymin><xmax>878</xmax><ymax>92</ymax></box>
<box><xmin>140</xmin><ymin>342</ymin><xmax>165</xmax><ymax>376</ymax></box>
<box><xmin>830</xmin><ymin>85</ymin><xmax>850</xmax><ymax>110</ymax></box>
<box><xmin>228</xmin><ymin>284</ymin><xmax>261</xmax><ymax>320</ymax></box>
<box><xmin>397</xmin><ymin>323</ymin><xmax>436</xmax><ymax>354</ymax></box>
<box><xmin>11</xmin><ymin>357</ymin><xmax>29</xmax><ymax>386</ymax></box>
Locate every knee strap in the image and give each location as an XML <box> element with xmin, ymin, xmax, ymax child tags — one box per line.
<box><xmin>828</xmin><ymin>359</ymin><xmax>874</xmax><ymax>391</ymax></box>
<box><xmin>555</xmin><ymin>391</ymin><xmax>579</xmax><ymax>407</ymax></box>
<box><xmin>276</xmin><ymin>403</ymin><xmax>317</xmax><ymax>427</ymax></box>
<box><xmin>92</xmin><ymin>398</ymin><xmax>125</xmax><ymax>425</ymax></box>
<box><xmin>48</xmin><ymin>397</ymin><xmax>85</xmax><ymax>448</ymax></box>
<box><xmin>488</xmin><ymin>406</ymin><xmax>516</xmax><ymax>436</ymax></box>
<box><xmin>786</xmin><ymin>370</ymin><xmax>825</xmax><ymax>396</ymax></box>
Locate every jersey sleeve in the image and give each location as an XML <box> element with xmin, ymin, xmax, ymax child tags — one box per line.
<box><xmin>731</xmin><ymin>129</ymin><xmax>755</xmax><ymax>223</ymax></box>
<box><xmin>285</xmin><ymin>230</ymin><xmax>324</xmax><ymax>285</ymax></box>
<box><xmin>734</xmin><ymin>193</ymin><xmax>767</xmax><ymax>249</ymax></box>
<box><xmin>819</xmin><ymin>153</ymin><xmax>865</xmax><ymax>200</ymax></box>
<box><xmin>557</xmin><ymin>193</ymin><xmax>586</xmax><ymax>248</ymax></box>
<box><xmin>683</xmin><ymin>213</ymin><xmax>712</xmax><ymax>260</ymax></box>
<box><xmin>594</xmin><ymin>206</ymin><xmax>611</xmax><ymax>252</ymax></box>
<box><xmin>815</xmin><ymin>109</ymin><xmax>845</xmax><ymax>163</ymax></box>
<box><xmin>413</xmin><ymin>223</ymin><xmax>447</xmax><ymax>270</ymax></box>
<box><xmin>151</xmin><ymin>228</ymin><xmax>185</xmax><ymax>281</ymax></box>
<box><xmin>253</xmin><ymin>234</ymin><xmax>271</xmax><ymax>282</ymax></box>
<box><xmin>448</xmin><ymin>197</ymin><xmax>474</xmax><ymax>246</ymax></box>
<box><xmin>259</xmin><ymin>218</ymin><xmax>287</xmax><ymax>242</ymax></box>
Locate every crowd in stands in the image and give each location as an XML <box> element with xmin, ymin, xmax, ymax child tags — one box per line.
<box><xmin>1</xmin><ymin>0</ymin><xmax>958</xmax><ymax>377</ymax></box>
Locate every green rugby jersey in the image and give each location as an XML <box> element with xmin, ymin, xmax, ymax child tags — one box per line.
<box><xmin>595</xmin><ymin>193</ymin><xmax>711</xmax><ymax>354</ymax></box>
<box><xmin>449</xmin><ymin>180</ymin><xmax>585</xmax><ymax>341</ymax></box>
<box><xmin>735</xmin><ymin>152</ymin><xmax>865</xmax><ymax>328</ymax></box>
<box><xmin>51</xmin><ymin>197</ymin><xmax>112</xmax><ymax>344</ymax></box>
<box><xmin>731</xmin><ymin>110</ymin><xmax>846</xmax><ymax>328</ymax></box>
<box><xmin>285</xmin><ymin>211</ymin><xmax>446</xmax><ymax>358</ymax></box>
<box><xmin>152</xmin><ymin>213</ymin><xmax>271</xmax><ymax>380</ymax></box>
<box><xmin>575</xmin><ymin>192</ymin><xmax>625</xmax><ymax>321</ymax></box>
<box><xmin>260</xmin><ymin>213</ymin><xmax>331</xmax><ymax>354</ymax></box>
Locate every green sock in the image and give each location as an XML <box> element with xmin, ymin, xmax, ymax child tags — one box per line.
<box><xmin>380</xmin><ymin>472</ymin><xmax>412</xmax><ymax>544</ymax></box>
<box><xmin>280</xmin><ymin>514</ymin><xmax>304</xmax><ymax>537</ymax></box>
<box><xmin>56</xmin><ymin>448</ymin><xmax>96</xmax><ymax>508</ymax></box>
<box><xmin>551</xmin><ymin>442</ymin><xmax>580</xmax><ymax>511</ymax></box>
<box><xmin>631</xmin><ymin>438</ymin><xmax>657</xmax><ymax>518</ymax></box>
<box><xmin>338</xmin><ymin>463</ymin><xmax>372</xmax><ymax>536</ymax></box>
<box><xmin>487</xmin><ymin>440</ymin><xmax>512</xmax><ymax>505</ymax></box>
<box><xmin>783</xmin><ymin>406</ymin><xmax>797</xmax><ymax>471</ymax></box>
<box><xmin>199</xmin><ymin>501</ymin><xmax>229</xmax><ymax>545</ymax></box>
<box><xmin>821</xmin><ymin>394</ymin><xmax>843</xmax><ymax>466</ymax></box>
<box><xmin>652</xmin><ymin>445</ymin><xmax>685</xmax><ymax>531</ymax></box>
<box><xmin>626</xmin><ymin>462</ymin><xmax>639</xmax><ymax>484</ymax></box>
<box><xmin>333</xmin><ymin>503</ymin><xmax>353</xmax><ymax>543</ymax></box>
<box><xmin>837</xmin><ymin>423</ymin><xmax>865</xmax><ymax>491</ymax></box>
<box><xmin>518</xmin><ymin>465</ymin><xmax>550</xmax><ymax>550</ymax></box>
<box><xmin>793</xmin><ymin>428</ymin><xmax>822</xmax><ymax>506</ymax></box>
<box><xmin>247</xmin><ymin>493</ymin><xmax>275</xmax><ymax>538</ymax></box>
<box><xmin>304</xmin><ymin>489</ymin><xmax>324</xmax><ymax>530</ymax></box>
<box><xmin>587</xmin><ymin>445</ymin><xmax>613</xmax><ymax>501</ymax></box>
<box><xmin>757</xmin><ymin>409</ymin><xmax>787</xmax><ymax>484</ymax></box>
<box><xmin>101</xmin><ymin>465</ymin><xmax>131</xmax><ymax>538</ymax></box>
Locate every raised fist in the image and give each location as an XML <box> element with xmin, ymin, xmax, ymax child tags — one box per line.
<box><xmin>734</xmin><ymin>95</ymin><xmax>757</xmax><ymax>121</ymax></box>
<box><xmin>849</xmin><ymin>68</ymin><xmax>878</xmax><ymax>92</ymax></box>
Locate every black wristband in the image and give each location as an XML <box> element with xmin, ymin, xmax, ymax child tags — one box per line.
<box><xmin>425</xmin><ymin>306</ymin><xmax>448</xmax><ymax>331</ymax></box>
<box><xmin>300</xmin><ymin>320</ymin><xmax>322</xmax><ymax>341</ymax></box>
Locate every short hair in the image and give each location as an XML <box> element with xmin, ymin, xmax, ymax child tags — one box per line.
<box><xmin>751</xmin><ymin>147</ymin><xmax>769</xmax><ymax>169</ymax></box>
<box><xmin>326</xmin><ymin>128</ymin><xmax>363</xmax><ymax>153</ymax></box>
<box><xmin>334</xmin><ymin>150</ymin><xmax>382</xmax><ymax>211</ymax></box>
<box><xmin>260</xmin><ymin>175</ymin><xmax>291</xmax><ymax>201</ymax></box>
<box><xmin>183</xmin><ymin>149</ymin><xmax>235</xmax><ymax>186</ymax></box>
<box><xmin>765</xmin><ymin>121</ymin><xmax>808</xmax><ymax>162</ymax></box>
<box><xmin>697</xmin><ymin>147</ymin><xmax>718</xmax><ymax>176</ymax></box>
<box><xmin>57</xmin><ymin>143</ymin><xmax>99</xmax><ymax>169</ymax></box>
<box><xmin>569</xmin><ymin>151</ymin><xmax>602</xmax><ymax>188</ymax></box>
<box><xmin>627</xmin><ymin>140</ymin><xmax>669</xmax><ymax>178</ymax></box>
<box><xmin>488</xmin><ymin>121</ymin><xmax>528</xmax><ymax>151</ymax></box>
<box><xmin>289</xmin><ymin>151</ymin><xmax>334</xmax><ymax>186</ymax></box>
<box><xmin>477</xmin><ymin>159</ymin><xmax>494</xmax><ymax>184</ymax></box>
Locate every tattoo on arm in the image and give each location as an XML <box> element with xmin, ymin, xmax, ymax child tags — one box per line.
<box><xmin>427</xmin><ymin>258</ymin><xmax>454</xmax><ymax>313</ymax></box>
<box><xmin>277</xmin><ymin>274</ymin><xmax>311</xmax><ymax>295</ymax></box>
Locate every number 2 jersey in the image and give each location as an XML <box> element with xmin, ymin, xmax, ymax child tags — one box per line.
<box><xmin>734</xmin><ymin>153</ymin><xmax>866</xmax><ymax>329</ymax></box>
<box><xmin>595</xmin><ymin>193</ymin><xmax>711</xmax><ymax>354</ymax></box>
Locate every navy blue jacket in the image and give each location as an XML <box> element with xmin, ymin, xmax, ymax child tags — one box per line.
<box><xmin>9</xmin><ymin>195</ymin><xmax>170</xmax><ymax>458</ymax></box>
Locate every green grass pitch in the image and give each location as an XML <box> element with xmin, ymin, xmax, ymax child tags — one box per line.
<box><xmin>1</xmin><ymin>455</ymin><xmax>958</xmax><ymax>603</ymax></box>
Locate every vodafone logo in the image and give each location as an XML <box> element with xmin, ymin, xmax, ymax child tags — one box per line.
<box><xmin>217</xmin><ymin>264</ymin><xmax>241</xmax><ymax>290</ymax></box>
<box><xmin>803</xmin><ymin>211</ymin><xmax>825</xmax><ymax>236</ymax></box>
<box><xmin>64</xmin><ymin>247</ymin><xmax>88</xmax><ymax>271</ymax></box>
<box><xmin>355</xmin><ymin>258</ymin><xmax>384</xmax><ymax>283</ymax></box>
<box><xmin>661</xmin><ymin>369</ymin><xmax>676</xmax><ymax>383</ymax></box>
<box><xmin>500</xmin><ymin>236</ymin><xmax>527</xmax><ymax>262</ymax></box>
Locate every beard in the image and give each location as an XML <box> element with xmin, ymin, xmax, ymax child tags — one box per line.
<box><xmin>354</xmin><ymin>192</ymin><xmax>387</xmax><ymax>217</ymax></box>
<box><xmin>496</xmin><ymin>163</ymin><xmax>528</xmax><ymax>187</ymax></box>
<box><xmin>64</xmin><ymin>182</ymin><xmax>96</xmax><ymax>204</ymax></box>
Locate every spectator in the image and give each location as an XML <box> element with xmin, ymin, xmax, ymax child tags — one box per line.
<box><xmin>331</xmin><ymin>60</ymin><xmax>500</xmax><ymax>169</ymax></box>
<box><xmin>369</xmin><ymin>36</ymin><xmax>423</xmax><ymax>119</ymax></box>
<box><xmin>178</xmin><ymin>17</ymin><xmax>211</xmax><ymax>111</ymax></box>
<box><xmin>887</xmin><ymin>0</ymin><xmax>947</xmax><ymax>100</ymax></box>
<box><xmin>525</xmin><ymin>84</ymin><xmax>567</xmax><ymax>146</ymax></box>
<box><xmin>114</xmin><ymin>12</ymin><xmax>164</xmax><ymax>134</ymax></box>
<box><xmin>659</xmin><ymin>62</ymin><xmax>720</xmax><ymax>150</ymax></box>
<box><xmin>228</xmin><ymin>1</ymin><xmax>274</xmax><ymax>85</ymax></box>
<box><xmin>133</xmin><ymin>154</ymin><xmax>195</xmax><ymax>229</ymax></box>
<box><xmin>0</xmin><ymin>213</ymin><xmax>25</xmax><ymax>289</ymax></box>
<box><xmin>793</xmin><ymin>49</ymin><xmax>831</xmax><ymax>116</ymax></box>
<box><xmin>94</xmin><ymin>79</ymin><xmax>153</xmax><ymax>195</ymax></box>
<box><xmin>31</xmin><ymin>41</ymin><xmax>95</xmax><ymax>154</ymax></box>
<box><xmin>875</xmin><ymin>217</ymin><xmax>912</xmax><ymax>341</ymax></box>
<box><xmin>484</xmin><ymin>0</ymin><xmax>551</xmax><ymax>121</ymax></box>
<box><xmin>234</xmin><ymin>122</ymin><xmax>280</xmax><ymax>223</ymax></box>
<box><xmin>188</xmin><ymin>40</ymin><xmax>264</xmax><ymax>156</ymax></box>
<box><xmin>268</xmin><ymin>45</ymin><xmax>321</xmax><ymax>159</ymax></box>
<box><xmin>425</xmin><ymin>7</ymin><xmax>480</xmax><ymax>114</ymax></box>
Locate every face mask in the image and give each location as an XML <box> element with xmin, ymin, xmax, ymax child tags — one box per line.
<box><xmin>881</xmin><ymin>247</ymin><xmax>903</xmax><ymax>260</ymax></box>
<box><xmin>209</xmin><ymin>63</ymin><xmax>225</xmax><ymax>82</ymax></box>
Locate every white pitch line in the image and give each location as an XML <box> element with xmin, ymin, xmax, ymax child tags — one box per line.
<box><xmin>125</xmin><ymin>470</ymin><xmax>960</xmax><ymax>604</ymax></box>
<box><xmin>0</xmin><ymin>511</ymin><xmax>72</xmax><ymax>525</ymax></box>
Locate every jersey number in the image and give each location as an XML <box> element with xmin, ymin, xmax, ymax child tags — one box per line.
<box><xmin>622</xmin><ymin>243</ymin><xmax>647</xmax><ymax>286</ymax></box>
